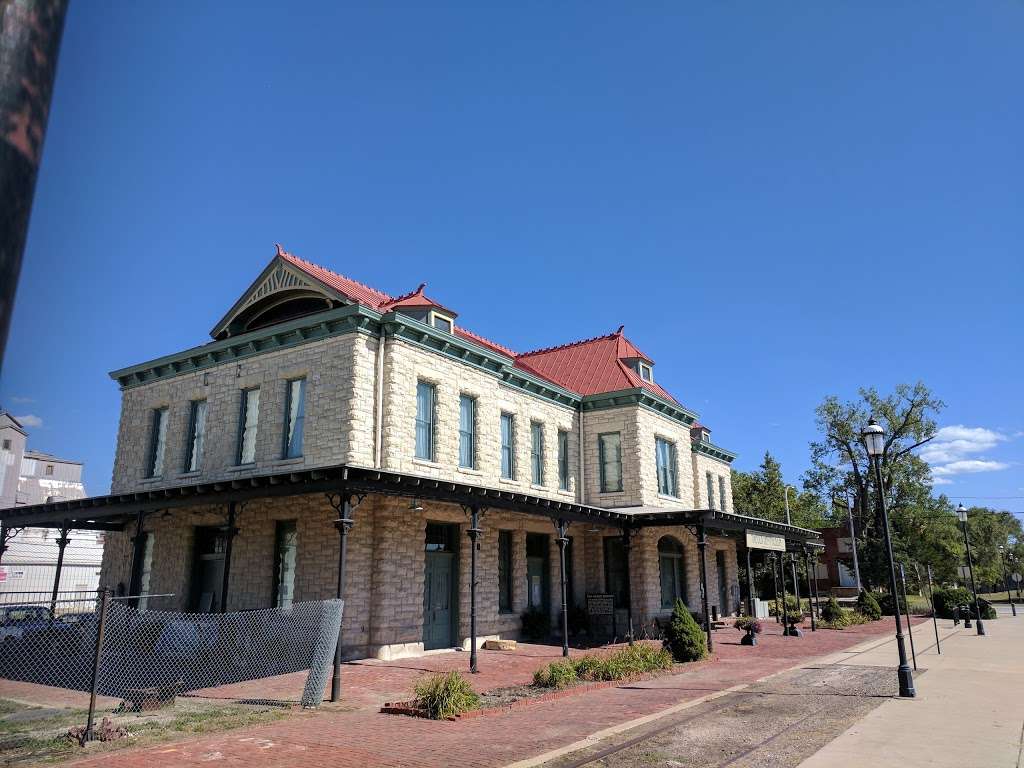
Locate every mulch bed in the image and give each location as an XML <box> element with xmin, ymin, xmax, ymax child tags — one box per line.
<box><xmin>380</xmin><ymin>657</ymin><xmax>715</xmax><ymax>722</ymax></box>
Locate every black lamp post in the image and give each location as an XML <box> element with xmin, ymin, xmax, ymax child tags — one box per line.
<box><xmin>862</xmin><ymin>419</ymin><xmax>915</xmax><ymax>698</ymax></box>
<box><xmin>999</xmin><ymin>545</ymin><xmax>1016</xmax><ymax>617</ymax></box>
<box><xmin>956</xmin><ymin>504</ymin><xmax>986</xmax><ymax>636</ymax></box>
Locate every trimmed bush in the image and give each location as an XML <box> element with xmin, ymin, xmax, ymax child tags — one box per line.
<box><xmin>821</xmin><ymin>597</ymin><xmax>845</xmax><ymax>624</ymax></box>
<box><xmin>413</xmin><ymin>671</ymin><xmax>480</xmax><ymax>719</ymax></box>
<box><xmin>533</xmin><ymin>659</ymin><xmax>577</xmax><ymax>689</ymax></box>
<box><xmin>877</xmin><ymin>592</ymin><xmax>908</xmax><ymax>617</ymax></box>
<box><xmin>857</xmin><ymin>590</ymin><xmax>882</xmax><ymax>620</ymax></box>
<box><xmin>520</xmin><ymin>608</ymin><xmax>551</xmax><ymax>640</ymax></box>
<box><xmin>572</xmin><ymin>655</ymin><xmax>608</xmax><ymax>682</ymax></box>
<box><xmin>932</xmin><ymin>587</ymin><xmax>972</xmax><ymax>619</ymax></box>
<box><xmin>663</xmin><ymin>599</ymin><xmax>707</xmax><ymax>662</ymax></box>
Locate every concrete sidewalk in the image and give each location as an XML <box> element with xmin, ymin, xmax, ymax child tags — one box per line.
<box><xmin>801</xmin><ymin>608</ymin><xmax>1024</xmax><ymax>768</ymax></box>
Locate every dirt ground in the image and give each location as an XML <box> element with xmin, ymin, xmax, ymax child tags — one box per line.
<box><xmin>547</xmin><ymin>663</ymin><xmax>914</xmax><ymax>768</ymax></box>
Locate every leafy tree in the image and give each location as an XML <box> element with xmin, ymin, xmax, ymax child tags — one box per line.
<box><xmin>962</xmin><ymin>507</ymin><xmax>1023</xmax><ymax>589</ymax></box>
<box><xmin>803</xmin><ymin>383</ymin><xmax>945</xmax><ymax>588</ymax></box>
<box><xmin>731</xmin><ymin>452</ymin><xmax>825</xmax><ymax>529</ymax></box>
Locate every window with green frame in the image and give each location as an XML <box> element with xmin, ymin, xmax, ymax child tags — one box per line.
<box><xmin>530</xmin><ymin>422</ymin><xmax>544</xmax><ymax>485</ymax></box>
<box><xmin>500</xmin><ymin>413</ymin><xmax>515</xmax><ymax>479</ymax></box>
<box><xmin>557</xmin><ymin>430</ymin><xmax>570</xmax><ymax>491</ymax></box>
<box><xmin>415</xmin><ymin>381</ymin><xmax>436</xmax><ymax>460</ymax></box>
<box><xmin>458</xmin><ymin>394</ymin><xmax>475</xmax><ymax>468</ymax></box>
<box><xmin>598</xmin><ymin>432</ymin><xmax>623</xmax><ymax>493</ymax></box>
<box><xmin>658</xmin><ymin>536</ymin><xmax>686</xmax><ymax>608</ymax></box>
<box><xmin>655</xmin><ymin>437</ymin><xmax>678</xmax><ymax>497</ymax></box>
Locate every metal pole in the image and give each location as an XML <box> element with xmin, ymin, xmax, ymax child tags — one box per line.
<box><xmin>899</xmin><ymin>563</ymin><xmax>917</xmax><ymax>670</ymax></box>
<box><xmin>784</xmin><ymin>488</ymin><xmax>799</xmax><ymax>610</ymax></box>
<box><xmin>556</xmin><ymin>520</ymin><xmax>569</xmax><ymax>658</ymax></box>
<box><xmin>776</xmin><ymin>553</ymin><xmax>786</xmax><ymax>627</ymax></box>
<box><xmin>926</xmin><ymin>564</ymin><xmax>941</xmax><ymax>655</ymax></box>
<box><xmin>82</xmin><ymin>588</ymin><xmax>109</xmax><ymax>744</ymax></box>
<box><xmin>811</xmin><ymin>552</ymin><xmax>822</xmax><ymax>619</ymax></box>
<box><xmin>621</xmin><ymin>526</ymin><xmax>634</xmax><ymax>646</ymax></box>
<box><xmin>330</xmin><ymin>493</ymin><xmax>352</xmax><ymax>702</ymax></box>
<box><xmin>697</xmin><ymin>523</ymin><xmax>712</xmax><ymax>651</ymax></box>
<box><xmin>468</xmin><ymin>506</ymin><xmax>481</xmax><ymax>672</ymax></box>
<box><xmin>50</xmin><ymin>523</ymin><xmax>69</xmax><ymax>616</ymax></box>
<box><xmin>847</xmin><ymin>493</ymin><xmax>862</xmax><ymax>593</ymax></box>
<box><xmin>0</xmin><ymin>0</ymin><xmax>69</xmax><ymax>374</ymax></box>
<box><xmin>872</xmin><ymin>454</ymin><xmax>915</xmax><ymax>697</ymax></box>
<box><xmin>743</xmin><ymin>548</ymin><xmax>757</xmax><ymax>646</ymax></box>
<box><xmin>1002</xmin><ymin>552</ymin><xmax>1016</xmax><ymax>617</ymax></box>
<box><xmin>219</xmin><ymin>502</ymin><xmax>237</xmax><ymax>613</ymax></box>
<box><xmin>804</xmin><ymin>550</ymin><xmax>816</xmax><ymax>632</ymax></box>
<box><xmin>960</xmin><ymin>515</ymin><xmax>986</xmax><ymax>636</ymax></box>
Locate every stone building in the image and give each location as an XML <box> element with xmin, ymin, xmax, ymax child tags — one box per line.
<box><xmin>1</xmin><ymin>246</ymin><xmax>821</xmax><ymax>662</ymax></box>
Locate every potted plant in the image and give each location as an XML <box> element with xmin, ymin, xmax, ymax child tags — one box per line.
<box><xmin>734</xmin><ymin>615</ymin><xmax>763</xmax><ymax>646</ymax></box>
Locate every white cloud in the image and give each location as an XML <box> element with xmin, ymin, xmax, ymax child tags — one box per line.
<box><xmin>931</xmin><ymin>477</ymin><xmax>954</xmax><ymax>486</ymax></box>
<box><xmin>921</xmin><ymin>425</ymin><xmax>1008</xmax><ymax>465</ymax></box>
<box><xmin>931</xmin><ymin>459</ymin><xmax>1010</xmax><ymax>477</ymax></box>
<box><xmin>13</xmin><ymin>414</ymin><xmax>42</xmax><ymax>428</ymax></box>
<box><xmin>9</xmin><ymin>396</ymin><xmax>33</xmax><ymax>404</ymax></box>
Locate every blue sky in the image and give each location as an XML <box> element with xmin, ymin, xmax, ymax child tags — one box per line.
<box><xmin>2</xmin><ymin>2</ymin><xmax>1021</xmax><ymax>517</ymax></box>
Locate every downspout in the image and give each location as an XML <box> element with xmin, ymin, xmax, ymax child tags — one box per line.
<box><xmin>373</xmin><ymin>323</ymin><xmax>386</xmax><ymax>468</ymax></box>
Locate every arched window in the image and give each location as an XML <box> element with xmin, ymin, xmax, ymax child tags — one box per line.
<box><xmin>658</xmin><ymin>536</ymin><xmax>686</xmax><ymax>609</ymax></box>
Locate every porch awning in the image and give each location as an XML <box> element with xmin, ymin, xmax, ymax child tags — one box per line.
<box><xmin>0</xmin><ymin>463</ymin><xmax>823</xmax><ymax>545</ymax></box>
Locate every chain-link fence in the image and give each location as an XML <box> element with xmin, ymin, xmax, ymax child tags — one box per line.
<box><xmin>0</xmin><ymin>589</ymin><xmax>343</xmax><ymax>739</ymax></box>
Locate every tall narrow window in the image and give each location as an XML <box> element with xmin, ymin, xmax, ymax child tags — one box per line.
<box><xmin>273</xmin><ymin>520</ymin><xmax>298</xmax><ymax>608</ymax></box>
<box><xmin>706</xmin><ymin>471</ymin><xmax>715</xmax><ymax>509</ymax></box>
<box><xmin>184</xmin><ymin>400</ymin><xmax>207</xmax><ymax>472</ymax></box>
<box><xmin>147</xmin><ymin>408</ymin><xmax>168</xmax><ymax>477</ymax></box>
<box><xmin>557</xmin><ymin>430</ymin><xmax>570</xmax><ymax>491</ymax></box>
<box><xmin>658</xmin><ymin>536</ymin><xmax>686</xmax><ymax>609</ymax></box>
<box><xmin>500</xmin><ymin>413</ymin><xmax>515</xmax><ymax>479</ymax></box>
<box><xmin>283</xmin><ymin>378</ymin><xmax>306</xmax><ymax>458</ymax></box>
<box><xmin>655</xmin><ymin>438</ymin><xmax>678</xmax><ymax>497</ymax></box>
<box><xmin>415</xmin><ymin>381</ymin><xmax>435</xmax><ymax>460</ymax></box>
<box><xmin>718</xmin><ymin>476</ymin><xmax>727</xmax><ymax>512</ymax></box>
<box><xmin>459</xmin><ymin>394</ymin><xmax>475</xmax><ymax>468</ymax></box>
<box><xmin>530</xmin><ymin>422</ymin><xmax>544</xmax><ymax>485</ymax></box>
<box><xmin>137</xmin><ymin>533</ymin><xmax>155</xmax><ymax>612</ymax></box>
<box><xmin>237</xmin><ymin>388</ymin><xmax>261</xmax><ymax>465</ymax></box>
<box><xmin>598</xmin><ymin>432</ymin><xmax>623</xmax><ymax>493</ymax></box>
<box><xmin>498</xmin><ymin>530</ymin><xmax>513</xmax><ymax>613</ymax></box>
<box><xmin>603</xmin><ymin>536</ymin><xmax>629</xmax><ymax>608</ymax></box>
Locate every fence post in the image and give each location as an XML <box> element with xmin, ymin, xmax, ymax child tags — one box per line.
<box><xmin>82</xmin><ymin>588</ymin><xmax>110</xmax><ymax>744</ymax></box>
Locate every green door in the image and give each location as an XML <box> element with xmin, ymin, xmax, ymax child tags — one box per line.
<box><xmin>423</xmin><ymin>523</ymin><xmax>458</xmax><ymax>650</ymax></box>
<box><xmin>526</xmin><ymin>533</ymin><xmax>550</xmax><ymax>614</ymax></box>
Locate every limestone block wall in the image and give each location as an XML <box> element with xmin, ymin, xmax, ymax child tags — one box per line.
<box><xmin>110</xmin><ymin>333</ymin><xmax>377</xmax><ymax>494</ymax></box>
<box><xmin>635</xmin><ymin>408</ymin><xmax>697</xmax><ymax>508</ymax></box>
<box><xmin>580</xmin><ymin>407</ymin><xmax>642</xmax><ymax>508</ymax></box>
<box><xmin>380</xmin><ymin>339</ymin><xmax>579</xmax><ymax>503</ymax></box>
<box><xmin>691</xmin><ymin>452</ymin><xmax>734</xmax><ymax>512</ymax></box>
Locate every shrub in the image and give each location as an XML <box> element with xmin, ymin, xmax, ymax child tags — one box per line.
<box><xmin>857</xmin><ymin>590</ymin><xmax>882</xmax><ymax>620</ymax></box>
<box><xmin>663</xmin><ymin>599</ymin><xmax>707</xmax><ymax>662</ymax></box>
<box><xmin>932</xmin><ymin>587</ymin><xmax>972</xmax><ymax>619</ymax></box>
<box><xmin>572</xmin><ymin>655</ymin><xmax>608</xmax><ymax>681</ymax></box>
<box><xmin>769</xmin><ymin>594</ymin><xmax>802</xmax><ymax>617</ymax></box>
<box><xmin>533</xmin><ymin>659</ymin><xmax>578</xmax><ymax>689</ymax></box>
<box><xmin>413</xmin><ymin>671</ymin><xmax>480</xmax><ymax>719</ymax></box>
<box><xmin>733</xmin><ymin>616</ymin><xmax>763</xmax><ymax>633</ymax></box>
<box><xmin>615</xmin><ymin>643</ymin><xmax>673</xmax><ymax>676</ymax></box>
<box><xmin>520</xmin><ymin>608</ymin><xmax>551</xmax><ymax>641</ymax></box>
<box><xmin>877</xmin><ymin>592</ymin><xmax>908</xmax><ymax>617</ymax></box>
<box><xmin>821</xmin><ymin>597</ymin><xmax>845</xmax><ymax>624</ymax></box>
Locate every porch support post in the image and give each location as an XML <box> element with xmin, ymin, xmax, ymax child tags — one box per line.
<box><xmin>329</xmin><ymin>488</ymin><xmax>353</xmax><ymax>703</ymax></box>
<box><xmin>778</xmin><ymin>553</ymin><xmax>791</xmax><ymax>633</ymax></box>
<box><xmin>810</xmin><ymin>550</ymin><xmax>822</xmax><ymax>621</ymax></box>
<box><xmin>127</xmin><ymin>510</ymin><xmax>147</xmax><ymax>605</ymax></box>
<box><xmin>742</xmin><ymin>548</ymin><xmax>757</xmax><ymax>646</ymax></box>
<box><xmin>0</xmin><ymin>524</ymin><xmax>7</xmax><ymax>567</ymax></box>
<box><xmin>50</xmin><ymin>521</ymin><xmax>70</xmax><ymax>616</ymax></box>
<box><xmin>803</xmin><ymin>549</ymin><xmax>816</xmax><ymax>631</ymax></box>
<box><xmin>467</xmin><ymin>505</ymin><xmax>482</xmax><ymax>673</ymax></box>
<box><xmin>219</xmin><ymin>502</ymin><xmax>238</xmax><ymax>613</ymax></box>
<box><xmin>621</xmin><ymin>526</ymin><xmax>634</xmax><ymax>646</ymax></box>
<box><xmin>556</xmin><ymin>519</ymin><xmax>570</xmax><ymax>658</ymax></box>
<box><xmin>697</xmin><ymin>523</ymin><xmax>712</xmax><ymax>652</ymax></box>
<box><xmin>772</xmin><ymin>553</ymin><xmax>781</xmax><ymax>623</ymax></box>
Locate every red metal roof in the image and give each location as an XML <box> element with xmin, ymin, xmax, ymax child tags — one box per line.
<box><xmin>278</xmin><ymin>248</ymin><xmax>680</xmax><ymax>405</ymax></box>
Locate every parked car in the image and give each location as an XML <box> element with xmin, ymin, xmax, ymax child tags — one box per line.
<box><xmin>0</xmin><ymin>604</ymin><xmax>57</xmax><ymax>643</ymax></box>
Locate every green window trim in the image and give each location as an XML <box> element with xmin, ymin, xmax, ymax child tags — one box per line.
<box><xmin>598</xmin><ymin>432</ymin><xmax>623</xmax><ymax>493</ymax></box>
<box><xmin>530</xmin><ymin>422</ymin><xmax>544</xmax><ymax>485</ymax></box>
<box><xmin>236</xmin><ymin>387</ymin><xmax>261</xmax><ymax>465</ymax></box>
<box><xmin>500</xmin><ymin>412</ymin><xmax>515</xmax><ymax>479</ymax></box>
<box><xmin>282</xmin><ymin>378</ymin><xmax>306</xmax><ymax>459</ymax></box>
<box><xmin>458</xmin><ymin>394</ymin><xmax>476</xmax><ymax>469</ymax></box>
<box><xmin>655</xmin><ymin>437</ymin><xmax>678</xmax><ymax>497</ymax></box>
<box><xmin>658</xmin><ymin>536</ymin><xmax>686</xmax><ymax>609</ymax></box>
<box><xmin>415</xmin><ymin>381</ymin><xmax>436</xmax><ymax>461</ymax></box>
<box><xmin>183</xmin><ymin>399</ymin><xmax>208</xmax><ymax>473</ymax></box>
<box><xmin>557</xmin><ymin>430</ymin><xmax>570</xmax><ymax>491</ymax></box>
<box><xmin>147</xmin><ymin>408</ymin><xmax>168</xmax><ymax>478</ymax></box>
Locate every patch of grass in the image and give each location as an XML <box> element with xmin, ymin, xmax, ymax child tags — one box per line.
<box><xmin>534</xmin><ymin>643</ymin><xmax>673</xmax><ymax>689</ymax></box>
<box><xmin>532</xmin><ymin>660</ymin><xmax>577</xmax><ymax>689</ymax></box>
<box><xmin>413</xmin><ymin>671</ymin><xmax>480</xmax><ymax>719</ymax></box>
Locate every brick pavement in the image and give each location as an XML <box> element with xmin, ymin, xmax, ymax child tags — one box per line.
<box><xmin>67</xmin><ymin>617</ymin><xmax>922</xmax><ymax>768</ymax></box>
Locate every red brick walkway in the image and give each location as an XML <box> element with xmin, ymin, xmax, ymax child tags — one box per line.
<box><xmin>69</xmin><ymin>618</ymin><xmax>920</xmax><ymax>768</ymax></box>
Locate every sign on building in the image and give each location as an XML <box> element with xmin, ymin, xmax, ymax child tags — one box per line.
<box><xmin>745</xmin><ymin>530</ymin><xmax>786</xmax><ymax>552</ymax></box>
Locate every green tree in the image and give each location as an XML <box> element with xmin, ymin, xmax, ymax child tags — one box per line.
<box><xmin>962</xmin><ymin>507</ymin><xmax>1024</xmax><ymax>589</ymax></box>
<box><xmin>731</xmin><ymin>452</ymin><xmax>824</xmax><ymax>529</ymax></box>
<box><xmin>803</xmin><ymin>383</ymin><xmax>945</xmax><ymax>589</ymax></box>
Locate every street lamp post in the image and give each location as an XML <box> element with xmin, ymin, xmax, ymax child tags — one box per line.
<box><xmin>862</xmin><ymin>419</ymin><xmax>915</xmax><ymax>698</ymax></box>
<box><xmin>956</xmin><ymin>504</ymin><xmax>986</xmax><ymax>636</ymax></box>
<box><xmin>998</xmin><ymin>545</ymin><xmax>1016</xmax><ymax>617</ymax></box>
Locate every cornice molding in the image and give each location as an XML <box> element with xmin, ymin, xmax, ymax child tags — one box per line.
<box><xmin>691</xmin><ymin>439</ymin><xmax>737</xmax><ymax>463</ymax></box>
